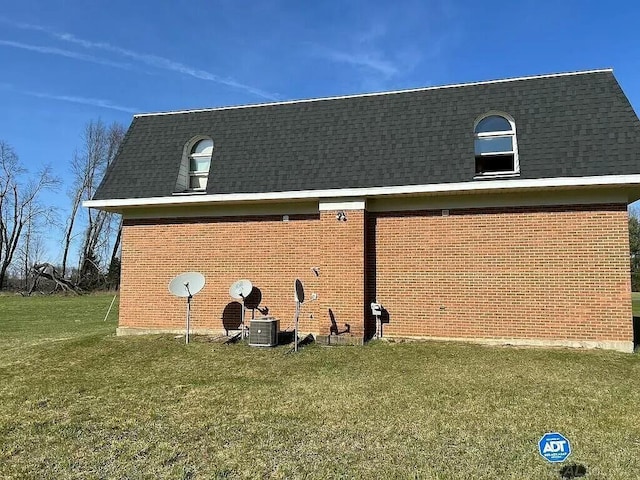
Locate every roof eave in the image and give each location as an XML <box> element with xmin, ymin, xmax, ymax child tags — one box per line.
<box><xmin>83</xmin><ymin>174</ymin><xmax>640</xmax><ymax>213</ymax></box>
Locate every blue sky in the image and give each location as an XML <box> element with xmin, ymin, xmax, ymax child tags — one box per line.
<box><xmin>1</xmin><ymin>0</ymin><xmax>640</xmax><ymax>261</ymax></box>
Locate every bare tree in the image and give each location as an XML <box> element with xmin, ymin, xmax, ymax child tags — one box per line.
<box><xmin>61</xmin><ymin>150</ymin><xmax>85</xmax><ymax>278</ymax></box>
<box><xmin>18</xmin><ymin>230</ymin><xmax>47</xmax><ymax>292</ymax></box>
<box><xmin>105</xmin><ymin>124</ymin><xmax>126</xmax><ymax>274</ymax></box>
<box><xmin>17</xmin><ymin>194</ymin><xmax>57</xmax><ymax>291</ymax></box>
<box><xmin>0</xmin><ymin>141</ymin><xmax>59</xmax><ymax>289</ymax></box>
<box><xmin>61</xmin><ymin>120</ymin><xmax>125</xmax><ymax>288</ymax></box>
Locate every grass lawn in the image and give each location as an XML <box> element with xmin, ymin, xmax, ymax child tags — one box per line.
<box><xmin>0</xmin><ymin>294</ymin><xmax>639</xmax><ymax>479</ymax></box>
<box><xmin>632</xmin><ymin>292</ymin><xmax>640</xmax><ymax>316</ymax></box>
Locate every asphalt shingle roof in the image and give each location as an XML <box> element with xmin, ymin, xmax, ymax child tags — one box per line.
<box><xmin>93</xmin><ymin>70</ymin><xmax>640</xmax><ymax>200</ymax></box>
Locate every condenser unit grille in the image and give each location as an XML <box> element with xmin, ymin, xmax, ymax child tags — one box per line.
<box><xmin>249</xmin><ymin>318</ymin><xmax>279</xmax><ymax>347</ymax></box>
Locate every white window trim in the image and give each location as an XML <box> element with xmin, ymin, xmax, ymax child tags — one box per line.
<box><xmin>185</xmin><ymin>137</ymin><xmax>213</xmax><ymax>192</ymax></box>
<box><xmin>473</xmin><ymin>112</ymin><xmax>519</xmax><ymax>178</ymax></box>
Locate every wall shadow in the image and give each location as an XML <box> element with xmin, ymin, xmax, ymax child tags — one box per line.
<box><xmin>222</xmin><ymin>301</ymin><xmax>242</xmax><ymax>334</ymax></box>
<box><xmin>633</xmin><ymin>316</ymin><xmax>640</xmax><ymax>349</ymax></box>
<box><xmin>378</xmin><ymin>307</ymin><xmax>390</xmax><ymax>337</ymax></box>
<box><xmin>364</xmin><ymin>212</ymin><xmax>377</xmax><ymax>341</ymax></box>
<box><xmin>278</xmin><ymin>331</ymin><xmax>295</xmax><ymax>344</ymax></box>
<box><xmin>223</xmin><ymin>288</ymin><xmax>268</xmax><ymax>335</ymax></box>
<box><xmin>329</xmin><ymin>308</ymin><xmax>350</xmax><ymax>335</ymax></box>
<box><xmin>244</xmin><ymin>286</ymin><xmax>262</xmax><ymax>310</ymax></box>
<box><xmin>244</xmin><ymin>286</ymin><xmax>266</xmax><ymax>320</ymax></box>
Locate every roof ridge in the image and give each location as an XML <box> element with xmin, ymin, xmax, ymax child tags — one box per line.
<box><xmin>134</xmin><ymin>68</ymin><xmax>614</xmax><ymax>118</ymax></box>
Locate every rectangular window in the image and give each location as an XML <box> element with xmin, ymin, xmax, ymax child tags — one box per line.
<box><xmin>475</xmin><ymin>154</ymin><xmax>515</xmax><ymax>175</ymax></box>
<box><xmin>190</xmin><ymin>157</ymin><xmax>211</xmax><ymax>172</ymax></box>
<box><xmin>474</xmin><ymin>136</ymin><xmax>513</xmax><ymax>155</ymax></box>
<box><xmin>189</xmin><ymin>175</ymin><xmax>208</xmax><ymax>190</ymax></box>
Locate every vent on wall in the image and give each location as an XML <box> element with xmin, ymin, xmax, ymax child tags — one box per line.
<box><xmin>249</xmin><ymin>317</ymin><xmax>280</xmax><ymax>347</ymax></box>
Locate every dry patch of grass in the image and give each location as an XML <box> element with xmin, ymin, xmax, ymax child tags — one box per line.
<box><xmin>0</xmin><ymin>294</ymin><xmax>639</xmax><ymax>479</ymax></box>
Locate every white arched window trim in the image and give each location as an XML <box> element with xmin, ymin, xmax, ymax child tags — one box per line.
<box><xmin>473</xmin><ymin>112</ymin><xmax>519</xmax><ymax>178</ymax></box>
<box><xmin>175</xmin><ymin>136</ymin><xmax>214</xmax><ymax>193</ymax></box>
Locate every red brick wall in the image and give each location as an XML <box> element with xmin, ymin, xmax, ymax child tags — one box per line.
<box><xmin>119</xmin><ymin>214</ymin><xmax>321</xmax><ymax>334</ymax></box>
<box><xmin>370</xmin><ymin>204</ymin><xmax>632</xmax><ymax>342</ymax></box>
<box><xmin>318</xmin><ymin>209</ymin><xmax>366</xmax><ymax>337</ymax></box>
<box><xmin>119</xmin><ymin>202</ymin><xmax>633</xmax><ymax>346</ymax></box>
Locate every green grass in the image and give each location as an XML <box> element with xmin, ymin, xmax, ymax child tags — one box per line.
<box><xmin>632</xmin><ymin>292</ymin><xmax>640</xmax><ymax>316</ymax></box>
<box><xmin>0</xmin><ymin>294</ymin><xmax>639</xmax><ymax>479</ymax></box>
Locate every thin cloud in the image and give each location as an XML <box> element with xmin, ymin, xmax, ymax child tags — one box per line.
<box><xmin>0</xmin><ymin>17</ymin><xmax>279</xmax><ymax>101</ymax></box>
<box><xmin>0</xmin><ymin>39</ymin><xmax>135</xmax><ymax>71</ymax></box>
<box><xmin>28</xmin><ymin>92</ymin><xmax>138</xmax><ymax>113</ymax></box>
<box><xmin>57</xmin><ymin>32</ymin><xmax>278</xmax><ymax>100</ymax></box>
<box><xmin>0</xmin><ymin>84</ymin><xmax>138</xmax><ymax>113</ymax></box>
<box><xmin>318</xmin><ymin>48</ymin><xmax>400</xmax><ymax>77</ymax></box>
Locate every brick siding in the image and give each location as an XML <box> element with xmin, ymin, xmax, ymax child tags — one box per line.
<box><xmin>318</xmin><ymin>209</ymin><xmax>366</xmax><ymax>337</ymax></box>
<box><xmin>120</xmin><ymin>214</ymin><xmax>322</xmax><ymax>334</ymax></box>
<box><xmin>119</xmin><ymin>202</ymin><xmax>632</xmax><ymax>346</ymax></box>
<box><xmin>370</xmin><ymin>203</ymin><xmax>632</xmax><ymax>342</ymax></box>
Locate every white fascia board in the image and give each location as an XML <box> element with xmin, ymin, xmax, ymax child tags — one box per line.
<box><xmin>82</xmin><ymin>174</ymin><xmax>640</xmax><ymax>210</ymax></box>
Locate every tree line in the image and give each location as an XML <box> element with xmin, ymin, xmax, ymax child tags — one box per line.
<box><xmin>630</xmin><ymin>216</ymin><xmax>640</xmax><ymax>292</ymax></box>
<box><xmin>0</xmin><ymin>120</ymin><xmax>125</xmax><ymax>294</ymax></box>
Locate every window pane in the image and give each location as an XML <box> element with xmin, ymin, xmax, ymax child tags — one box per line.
<box><xmin>475</xmin><ymin>154</ymin><xmax>515</xmax><ymax>174</ymax></box>
<box><xmin>191</xmin><ymin>139</ymin><xmax>214</xmax><ymax>155</ymax></box>
<box><xmin>190</xmin><ymin>157</ymin><xmax>211</xmax><ymax>172</ymax></box>
<box><xmin>189</xmin><ymin>175</ymin><xmax>208</xmax><ymax>189</ymax></box>
<box><xmin>475</xmin><ymin>136</ymin><xmax>513</xmax><ymax>154</ymax></box>
<box><xmin>475</xmin><ymin>115</ymin><xmax>512</xmax><ymax>133</ymax></box>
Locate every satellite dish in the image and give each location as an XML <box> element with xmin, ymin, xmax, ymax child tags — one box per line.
<box><xmin>229</xmin><ymin>279</ymin><xmax>253</xmax><ymax>339</ymax></box>
<box><xmin>294</xmin><ymin>279</ymin><xmax>305</xmax><ymax>304</ymax></box>
<box><xmin>168</xmin><ymin>272</ymin><xmax>206</xmax><ymax>298</ymax></box>
<box><xmin>168</xmin><ymin>271</ymin><xmax>206</xmax><ymax>344</ymax></box>
<box><xmin>229</xmin><ymin>279</ymin><xmax>253</xmax><ymax>299</ymax></box>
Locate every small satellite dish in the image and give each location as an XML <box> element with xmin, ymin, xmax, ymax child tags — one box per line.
<box><xmin>168</xmin><ymin>272</ymin><xmax>206</xmax><ymax>344</ymax></box>
<box><xmin>168</xmin><ymin>272</ymin><xmax>205</xmax><ymax>298</ymax></box>
<box><xmin>294</xmin><ymin>279</ymin><xmax>305</xmax><ymax>304</ymax></box>
<box><xmin>229</xmin><ymin>279</ymin><xmax>253</xmax><ymax>299</ymax></box>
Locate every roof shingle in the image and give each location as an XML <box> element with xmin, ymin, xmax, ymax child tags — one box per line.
<box><xmin>93</xmin><ymin>70</ymin><xmax>640</xmax><ymax>200</ymax></box>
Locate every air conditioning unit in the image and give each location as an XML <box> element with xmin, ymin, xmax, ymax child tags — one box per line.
<box><xmin>249</xmin><ymin>317</ymin><xmax>279</xmax><ymax>347</ymax></box>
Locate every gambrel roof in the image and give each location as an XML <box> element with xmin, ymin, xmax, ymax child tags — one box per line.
<box><xmin>92</xmin><ymin>69</ymin><xmax>640</xmax><ymax>202</ymax></box>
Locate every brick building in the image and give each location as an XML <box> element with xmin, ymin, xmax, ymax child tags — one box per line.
<box><xmin>85</xmin><ymin>69</ymin><xmax>640</xmax><ymax>352</ymax></box>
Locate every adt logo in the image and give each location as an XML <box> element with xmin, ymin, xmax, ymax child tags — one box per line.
<box><xmin>538</xmin><ymin>432</ymin><xmax>571</xmax><ymax>463</ymax></box>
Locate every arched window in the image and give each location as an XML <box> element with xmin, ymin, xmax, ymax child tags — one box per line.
<box><xmin>188</xmin><ymin>138</ymin><xmax>213</xmax><ymax>190</ymax></box>
<box><xmin>474</xmin><ymin>114</ymin><xmax>519</xmax><ymax>176</ymax></box>
<box><xmin>175</xmin><ymin>137</ymin><xmax>214</xmax><ymax>192</ymax></box>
